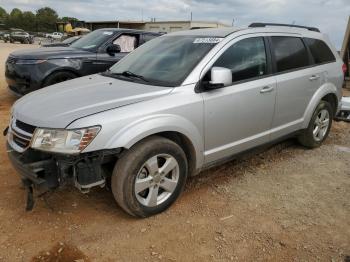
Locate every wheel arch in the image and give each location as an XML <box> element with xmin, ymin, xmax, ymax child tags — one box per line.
<box><xmin>302</xmin><ymin>83</ymin><xmax>340</xmax><ymax>128</ymax></box>
<box><xmin>147</xmin><ymin>131</ymin><xmax>197</xmax><ymax>177</ymax></box>
<box><xmin>104</xmin><ymin>114</ymin><xmax>204</xmax><ymax>173</ymax></box>
<box><xmin>42</xmin><ymin>68</ymin><xmax>81</xmax><ymax>87</ymax></box>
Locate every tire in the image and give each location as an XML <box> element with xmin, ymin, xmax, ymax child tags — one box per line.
<box><xmin>111</xmin><ymin>136</ymin><xmax>188</xmax><ymax>217</ymax></box>
<box><xmin>298</xmin><ymin>100</ymin><xmax>333</xmax><ymax>148</ymax></box>
<box><xmin>43</xmin><ymin>71</ymin><xmax>77</xmax><ymax>87</ymax></box>
<box><xmin>23</xmin><ymin>38</ymin><xmax>29</xmax><ymax>44</ymax></box>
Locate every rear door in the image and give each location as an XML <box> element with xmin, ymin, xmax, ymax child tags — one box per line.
<box><xmin>202</xmin><ymin>35</ymin><xmax>277</xmax><ymax>163</ymax></box>
<box><xmin>268</xmin><ymin>35</ymin><xmax>317</xmax><ymax>140</ymax></box>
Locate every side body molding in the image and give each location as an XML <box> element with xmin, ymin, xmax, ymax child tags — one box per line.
<box><xmin>302</xmin><ymin>82</ymin><xmax>339</xmax><ymax>129</ymax></box>
<box><xmin>105</xmin><ymin>114</ymin><xmax>205</xmax><ymax>169</ymax></box>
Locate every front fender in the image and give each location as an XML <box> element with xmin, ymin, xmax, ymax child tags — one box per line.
<box><xmin>106</xmin><ymin>114</ymin><xmax>204</xmax><ymax>168</ymax></box>
<box><xmin>302</xmin><ymin>82</ymin><xmax>339</xmax><ymax>128</ymax></box>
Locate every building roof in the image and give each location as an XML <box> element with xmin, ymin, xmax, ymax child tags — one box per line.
<box><xmin>86</xmin><ymin>20</ymin><xmax>146</xmax><ymax>25</ymax></box>
<box><xmin>341</xmin><ymin>16</ymin><xmax>350</xmax><ymax>60</ymax></box>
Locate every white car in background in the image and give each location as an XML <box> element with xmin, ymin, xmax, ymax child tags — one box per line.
<box><xmin>47</xmin><ymin>32</ymin><xmax>63</xmax><ymax>40</ymax></box>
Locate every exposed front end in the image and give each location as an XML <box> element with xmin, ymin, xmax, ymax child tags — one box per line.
<box><xmin>5</xmin><ymin>117</ymin><xmax>118</xmax><ymax>209</ymax></box>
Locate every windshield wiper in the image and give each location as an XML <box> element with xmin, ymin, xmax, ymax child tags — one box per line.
<box><xmin>109</xmin><ymin>70</ymin><xmax>149</xmax><ymax>83</ymax></box>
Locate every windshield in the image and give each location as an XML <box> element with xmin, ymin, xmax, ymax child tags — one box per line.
<box><xmin>70</xmin><ymin>29</ymin><xmax>115</xmax><ymax>50</ymax></box>
<box><xmin>108</xmin><ymin>35</ymin><xmax>221</xmax><ymax>86</ymax></box>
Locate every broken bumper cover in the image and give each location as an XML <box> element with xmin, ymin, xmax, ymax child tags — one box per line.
<box><xmin>7</xmin><ymin>143</ymin><xmax>59</xmax><ymax>192</ymax></box>
<box><xmin>7</xmin><ymin>142</ymin><xmax>121</xmax><ymax>192</ymax></box>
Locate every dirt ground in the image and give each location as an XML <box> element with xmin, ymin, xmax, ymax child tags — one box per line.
<box><xmin>0</xmin><ymin>42</ymin><xmax>349</xmax><ymax>262</ymax></box>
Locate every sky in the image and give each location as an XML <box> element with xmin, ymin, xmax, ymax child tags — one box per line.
<box><xmin>1</xmin><ymin>0</ymin><xmax>349</xmax><ymax>49</ymax></box>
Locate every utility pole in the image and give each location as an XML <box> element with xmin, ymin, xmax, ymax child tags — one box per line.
<box><xmin>190</xmin><ymin>12</ymin><xmax>192</xmax><ymax>21</ymax></box>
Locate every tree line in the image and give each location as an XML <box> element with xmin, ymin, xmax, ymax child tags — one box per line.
<box><xmin>0</xmin><ymin>6</ymin><xmax>78</xmax><ymax>33</ymax></box>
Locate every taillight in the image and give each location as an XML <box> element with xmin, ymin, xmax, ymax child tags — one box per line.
<box><xmin>342</xmin><ymin>63</ymin><xmax>347</xmax><ymax>74</ymax></box>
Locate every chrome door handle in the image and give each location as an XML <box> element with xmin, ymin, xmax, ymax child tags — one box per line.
<box><xmin>260</xmin><ymin>86</ymin><xmax>274</xmax><ymax>93</ymax></box>
<box><xmin>309</xmin><ymin>75</ymin><xmax>320</xmax><ymax>81</ymax></box>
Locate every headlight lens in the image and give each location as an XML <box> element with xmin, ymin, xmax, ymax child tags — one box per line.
<box><xmin>31</xmin><ymin>126</ymin><xmax>101</xmax><ymax>154</ymax></box>
<box><xmin>16</xmin><ymin>59</ymin><xmax>47</xmax><ymax>65</ymax></box>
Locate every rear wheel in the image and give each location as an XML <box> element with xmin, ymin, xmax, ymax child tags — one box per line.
<box><xmin>111</xmin><ymin>136</ymin><xmax>188</xmax><ymax>217</ymax></box>
<box><xmin>43</xmin><ymin>71</ymin><xmax>77</xmax><ymax>87</ymax></box>
<box><xmin>298</xmin><ymin>101</ymin><xmax>333</xmax><ymax>148</ymax></box>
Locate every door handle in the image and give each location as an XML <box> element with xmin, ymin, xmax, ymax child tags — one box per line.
<box><xmin>309</xmin><ymin>75</ymin><xmax>320</xmax><ymax>81</ymax></box>
<box><xmin>260</xmin><ymin>86</ymin><xmax>274</xmax><ymax>94</ymax></box>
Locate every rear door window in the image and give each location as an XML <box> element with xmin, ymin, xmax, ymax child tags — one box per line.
<box><xmin>113</xmin><ymin>35</ymin><xmax>138</xmax><ymax>52</ymax></box>
<box><xmin>304</xmin><ymin>38</ymin><xmax>336</xmax><ymax>64</ymax></box>
<box><xmin>271</xmin><ymin>36</ymin><xmax>309</xmax><ymax>73</ymax></box>
<box><xmin>140</xmin><ymin>34</ymin><xmax>158</xmax><ymax>45</ymax></box>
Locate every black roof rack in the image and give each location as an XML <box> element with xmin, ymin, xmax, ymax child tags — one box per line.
<box><xmin>249</xmin><ymin>22</ymin><xmax>320</xmax><ymax>32</ymax></box>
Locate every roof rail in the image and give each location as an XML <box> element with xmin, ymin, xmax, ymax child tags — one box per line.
<box><xmin>249</xmin><ymin>22</ymin><xmax>320</xmax><ymax>32</ymax></box>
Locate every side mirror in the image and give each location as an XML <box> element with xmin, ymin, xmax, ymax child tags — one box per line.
<box><xmin>210</xmin><ymin>67</ymin><xmax>232</xmax><ymax>87</ymax></box>
<box><xmin>106</xmin><ymin>44</ymin><xmax>121</xmax><ymax>55</ymax></box>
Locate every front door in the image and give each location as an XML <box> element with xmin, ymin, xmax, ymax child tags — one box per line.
<box><xmin>202</xmin><ymin>36</ymin><xmax>277</xmax><ymax>164</ymax></box>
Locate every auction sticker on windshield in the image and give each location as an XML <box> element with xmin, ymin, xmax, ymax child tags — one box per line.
<box><xmin>193</xmin><ymin>38</ymin><xmax>223</xmax><ymax>44</ymax></box>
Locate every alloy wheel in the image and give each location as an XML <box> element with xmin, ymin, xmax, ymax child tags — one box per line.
<box><xmin>134</xmin><ymin>154</ymin><xmax>179</xmax><ymax>207</ymax></box>
<box><xmin>313</xmin><ymin>109</ymin><xmax>330</xmax><ymax>142</ymax></box>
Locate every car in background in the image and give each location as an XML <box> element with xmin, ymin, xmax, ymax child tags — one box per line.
<box><xmin>47</xmin><ymin>32</ymin><xmax>63</xmax><ymax>40</ymax></box>
<box><xmin>9</xmin><ymin>31</ymin><xmax>34</xmax><ymax>44</ymax></box>
<box><xmin>0</xmin><ymin>31</ymin><xmax>10</xmax><ymax>43</ymax></box>
<box><xmin>41</xmin><ymin>36</ymin><xmax>82</xmax><ymax>47</ymax></box>
<box><xmin>5</xmin><ymin>28</ymin><xmax>162</xmax><ymax>96</ymax></box>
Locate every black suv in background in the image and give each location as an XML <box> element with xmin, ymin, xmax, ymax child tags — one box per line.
<box><xmin>5</xmin><ymin>28</ymin><xmax>161</xmax><ymax>96</ymax></box>
<box><xmin>9</xmin><ymin>31</ymin><xmax>34</xmax><ymax>44</ymax></box>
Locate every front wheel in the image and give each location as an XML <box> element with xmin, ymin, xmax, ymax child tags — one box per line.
<box><xmin>111</xmin><ymin>136</ymin><xmax>188</xmax><ymax>217</ymax></box>
<box><xmin>298</xmin><ymin>101</ymin><xmax>333</xmax><ymax>148</ymax></box>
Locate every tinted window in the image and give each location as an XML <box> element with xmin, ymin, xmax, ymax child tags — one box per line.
<box><xmin>213</xmin><ymin>37</ymin><xmax>267</xmax><ymax>82</ymax></box>
<box><xmin>142</xmin><ymin>34</ymin><xmax>157</xmax><ymax>43</ymax></box>
<box><xmin>304</xmin><ymin>38</ymin><xmax>335</xmax><ymax>64</ymax></box>
<box><xmin>272</xmin><ymin>36</ymin><xmax>309</xmax><ymax>72</ymax></box>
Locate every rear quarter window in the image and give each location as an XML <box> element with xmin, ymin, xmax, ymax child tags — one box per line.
<box><xmin>304</xmin><ymin>38</ymin><xmax>336</xmax><ymax>64</ymax></box>
<box><xmin>271</xmin><ymin>36</ymin><xmax>310</xmax><ymax>73</ymax></box>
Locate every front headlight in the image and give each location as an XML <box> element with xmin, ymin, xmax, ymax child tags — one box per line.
<box><xmin>16</xmin><ymin>59</ymin><xmax>47</xmax><ymax>65</ymax></box>
<box><xmin>31</xmin><ymin>126</ymin><xmax>101</xmax><ymax>154</ymax></box>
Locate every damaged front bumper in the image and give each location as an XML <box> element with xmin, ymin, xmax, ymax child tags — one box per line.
<box><xmin>6</xmin><ymin>142</ymin><xmax>121</xmax><ymax>210</ymax></box>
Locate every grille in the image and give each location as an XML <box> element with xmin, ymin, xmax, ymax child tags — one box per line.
<box><xmin>6</xmin><ymin>56</ymin><xmax>17</xmax><ymax>64</ymax></box>
<box><xmin>8</xmin><ymin>118</ymin><xmax>36</xmax><ymax>153</ymax></box>
<box><xmin>15</xmin><ymin>119</ymin><xmax>36</xmax><ymax>134</ymax></box>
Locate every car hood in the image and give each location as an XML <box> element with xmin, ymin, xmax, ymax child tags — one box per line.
<box><xmin>9</xmin><ymin>47</ymin><xmax>92</xmax><ymax>59</ymax></box>
<box><xmin>12</xmin><ymin>74</ymin><xmax>173</xmax><ymax>128</ymax></box>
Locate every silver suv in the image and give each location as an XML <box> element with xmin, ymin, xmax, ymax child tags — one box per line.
<box><xmin>6</xmin><ymin>23</ymin><xmax>344</xmax><ymax>217</ymax></box>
